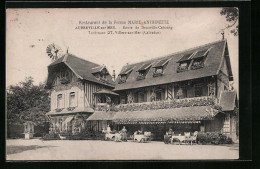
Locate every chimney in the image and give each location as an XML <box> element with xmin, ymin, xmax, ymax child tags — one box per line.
<box><xmin>112</xmin><ymin>70</ymin><xmax>116</xmax><ymax>81</ymax></box>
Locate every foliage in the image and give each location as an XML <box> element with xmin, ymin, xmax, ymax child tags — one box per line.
<box><xmin>112</xmin><ymin>97</ymin><xmax>222</xmax><ymax>112</ymax></box>
<box><xmin>220</xmin><ymin>7</ymin><xmax>239</xmax><ymax>36</ymax></box>
<box><xmin>197</xmin><ymin>132</ymin><xmax>233</xmax><ymax>145</ymax></box>
<box><xmin>7</xmin><ymin>77</ymin><xmax>50</xmax><ymax>126</ymax></box>
<box><xmin>59</xmin><ymin>130</ymin><xmax>105</xmax><ymax>140</ymax></box>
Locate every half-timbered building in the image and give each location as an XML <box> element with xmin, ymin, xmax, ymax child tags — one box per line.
<box><xmin>45</xmin><ymin>53</ymin><xmax>117</xmax><ymax>134</ymax></box>
<box><xmin>87</xmin><ymin>39</ymin><xmax>238</xmax><ymax>140</ymax></box>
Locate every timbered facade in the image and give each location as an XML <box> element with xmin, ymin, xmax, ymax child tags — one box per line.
<box><xmin>87</xmin><ymin>39</ymin><xmax>238</xmax><ymax>140</ymax></box>
<box><xmin>45</xmin><ymin>53</ymin><xmax>115</xmax><ymax>134</ymax></box>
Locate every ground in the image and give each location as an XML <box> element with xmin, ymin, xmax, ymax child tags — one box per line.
<box><xmin>6</xmin><ymin>138</ymin><xmax>239</xmax><ymax>160</ymax></box>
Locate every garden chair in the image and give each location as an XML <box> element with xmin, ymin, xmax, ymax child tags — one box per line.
<box><xmin>186</xmin><ymin>131</ymin><xmax>199</xmax><ymax>145</ymax></box>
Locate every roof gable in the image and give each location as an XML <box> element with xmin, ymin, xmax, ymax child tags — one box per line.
<box><xmin>114</xmin><ymin>39</ymin><xmax>228</xmax><ymax>91</ymax></box>
<box><xmin>46</xmin><ymin>53</ymin><xmax>115</xmax><ymax>89</ymax></box>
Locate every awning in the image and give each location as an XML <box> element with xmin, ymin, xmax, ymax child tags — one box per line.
<box><xmin>112</xmin><ymin>106</ymin><xmax>219</xmax><ymax>123</ymax></box>
<box><xmin>87</xmin><ymin>111</ymin><xmax>117</xmax><ymax>121</ymax></box>
<box><xmin>64</xmin><ymin>115</ymin><xmax>74</xmax><ymax>123</ymax></box>
<box><xmin>94</xmin><ymin>89</ymin><xmax>119</xmax><ymax>96</ymax></box>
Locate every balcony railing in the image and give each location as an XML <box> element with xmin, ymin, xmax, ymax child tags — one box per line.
<box><xmin>95</xmin><ymin>96</ymin><xmax>221</xmax><ymax>112</ymax></box>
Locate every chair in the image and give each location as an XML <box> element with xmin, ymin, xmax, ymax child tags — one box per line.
<box><xmin>186</xmin><ymin>131</ymin><xmax>198</xmax><ymax>145</ymax></box>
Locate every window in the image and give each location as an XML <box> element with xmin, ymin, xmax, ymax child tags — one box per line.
<box><xmin>195</xmin><ymin>86</ymin><xmax>203</xmax><ymax>97</ymax></box>
<box><xmin>152</xmin><ymin>59</ymin><xmax>169</xmax><ymax>77</ymax></box>
<box><xmin>137</xmin><ymin>92</ymin><xmax>145</xmax><ymax>103</ymax></box>
<box><xmin>223</xmin><ymin>114</ymin><xmax>230</xmax><ymax>134</ymax></box>
<box><xmin>136</xmin><ymin>63</ymin><xmax>151</xmax><ymax>80</ymax></box>
<box><xmin>177</xmin><ymin>62</ymin><xmax>190</xmax><ymax>73</ymax></box>
<box><xmin>69</xmin><ymin>92</ymin><xmax>76</xmax><ymax>107</ymax></box>
<box><xmin>156</xmin><ymin>90</ymin><xmax>162</xmax><ymax>101</ymax></box>
<box><xmin>57</xmin><ymin>94</ymin><xmax>63</xmax><ymax>108</ymax></box>
<box><xmin>118</xmin><ymin>67</ymin><xmax>134</xmax><ymax>84</ymax></box>
<box><xmin>118</xmin><ymin>74</ymin><xmax>127</xmax><ymax>84</ymax></box>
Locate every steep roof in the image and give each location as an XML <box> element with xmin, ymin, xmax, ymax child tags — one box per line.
<box><xmin>45</xmin><ymin>53</ymin><xmax>115</xmax><ymax>89</ymax></box>
<box><xmin>114</xmin><ymin>39</ymin><xmax>233</xmax><ymax>91</ymax></box>
<box><xmin>87</xmin><ymin>111</ymin><xmax>117</xmax><ymax>121</ymax></box>
<box><xmin>219</xmin><ymin>91</ymin><xmax>237</xmax><ymax>111</ymax></box>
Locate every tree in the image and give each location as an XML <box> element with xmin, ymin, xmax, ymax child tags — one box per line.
<box><xmin>7</xmin><ymin>77</ymin><xmax>50</xmax><ymax>126</ymax></box>
<box><xmin>220</xmin><ymin>7</ymin><xmax>239</xmax><ymax>36</ymax></box>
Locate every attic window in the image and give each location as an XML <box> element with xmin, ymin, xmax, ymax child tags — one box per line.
<box><xmin>92</xmin><ymin>66</ymin><xmax>110</xmax><ymax>84</ymax></box>
<box><xmin>152</xmin><ymin>59</ymin><xmax>169</xmax><ymax>77</ymax></box>
<box><xmin>177</xmin><ymin>61</ymin><xmax>190</xmax><ymax>73</ymax></box>
<box><xmin>136</xmin><ymin>63</ymin><xmax>151</xmax><ymax>81</ymax></box>
<box><xmin>191</xmin><ymin>49</ymin><xmax>209</xmax><ymax>70</ymax></box>
<box><xmin>118</xmin><ymin>67</ymin><xmax>134</xmax><ymax>84</ymax></box>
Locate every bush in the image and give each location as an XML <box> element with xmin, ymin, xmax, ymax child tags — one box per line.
<box><xmin>42</xmin><ymin>133</ymin><xmax>60</xmax><ymax>140</ymax></box>
<box><xmin>197</xmin><ymin>132</ymin><xmax>233</xmax><ymax>145</ymax></box>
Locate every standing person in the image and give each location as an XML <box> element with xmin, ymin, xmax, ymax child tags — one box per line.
<box><xmin>106</xmin><ymin>125</ymin><xmax>111</xmax><ymax>134</ymax></box>
<box><xmin>121</xmin><ymin>126</ymin><xmax>127</xmax><ymax>142</ymax></box>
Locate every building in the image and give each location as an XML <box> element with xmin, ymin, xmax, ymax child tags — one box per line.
<box><xmin>45</xmin><ymin>53</ymin><xmax>117</xmax><ymax>134</ymax></box>
<box><xmin>87</xmin><ymin>39</ymin><xmax>238</xmax><ymax>140</ymax></box>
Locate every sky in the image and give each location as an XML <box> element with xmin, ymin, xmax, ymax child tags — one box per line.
<box><xmin>6</xmin><ymin>8</ymin><xmax>238</xmax><ymax>91</ymax></box>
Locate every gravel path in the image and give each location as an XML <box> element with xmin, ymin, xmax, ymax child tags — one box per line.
<box><xmin>6</xmin><ymin>139</ymin><xmax>239</xmax><ymax>160</ymax></box>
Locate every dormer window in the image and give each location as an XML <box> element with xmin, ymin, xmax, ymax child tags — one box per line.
<box><xmin>153</xmin><ymin>59</ymin><xmax>169</xmax><ymax>77</ymax></box>
<box><xmin>176</xmin><ymin>48</ymin><xmax>210</xmax><ymax>73</ymax></box>
<box><xmin>118</xmin><ymin>67</ymin><xmax>134</xmax><ymax>84</ymax></box>
<box><xmin>190</xmin><ymin>49</ymin><xmax>209</xmax><ymax>70</ymax></box>
<box><xmin>177</xmin><ymin>61</ymin><xmax>190</xmax><ymax>73</ymax></box>
<box><xmin>136</xmin><ymin>63</ymin><xmax>151</xmax><ymax>81</ymax></box>
<box><xmin>92</xmin><ymin>66</ymin><xmax>110</xmax><ymax>84</ymax></box>
<box><xmin>176</xmin><ymin>53</ymin><xmax>193</xmax><ymax>73</ymax></box>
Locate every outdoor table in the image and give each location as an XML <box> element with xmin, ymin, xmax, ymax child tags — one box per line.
<box><xmin>105</xmin><ymin>133</ymin><xmax>115</xmax><ymax>140</ymax></box>
<box><xmin>134</xmin><ymin>134</ymin><xmax>149</xmax><ymax>142</ymax></box>
<box><xmin>171</xmin><ymin>135</ymin><xmax>187</xmax><ymax>144</ymax></box>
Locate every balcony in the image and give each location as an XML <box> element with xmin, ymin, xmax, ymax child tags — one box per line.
<box><xmin>114</xmin><ymin>96</ymin><xmax>221</xmax><ymax>112</ymax></box>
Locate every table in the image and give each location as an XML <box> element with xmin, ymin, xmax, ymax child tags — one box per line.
<box><xmin>171</xmin><ymin>135</ymin><xmax>187</xmax><ymax>144</ymax></box>
<box><xmin>134</xmin><ymin>134</ymin><xmax>149</xmax><ymax>142</ymax></box>
<box><xmin>105</xmin><ymin>133</ymin><xmax>115</xmax><ymax>140</ymax></box>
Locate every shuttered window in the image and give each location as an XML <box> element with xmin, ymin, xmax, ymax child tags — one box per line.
<box><xmin>57</xmin><ymin>94</ymin><xmax>63</xmax><ymax>108</ymax></box>
<box><xmin>69</xmin><ymin>92</ymin><xmax>76</xmax><ymax>107</ymax></box>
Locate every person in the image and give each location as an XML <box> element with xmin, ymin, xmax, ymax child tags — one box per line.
<box><xmin>102</xmin><ymin>128</ymin><xmax>106</xmax><ymax>133</ymax></box>
<box><xmin>137</xmin><ymin>129</ymin><xmax>143</xmax><ymax>135</ymax></box>
<box><xmin>121</xmin><ymin>126</ymin><xmax>127</xmax><ymax>141</ymax></box>
<box><xmin>106</xmin><ymin>125</ymin><xmax>111</xmax><ymax>134</ymax></box>
<box><xmin>164</xmin><ymin>128</ymin><xmax>174</xmax><ymax>144</ymax></box>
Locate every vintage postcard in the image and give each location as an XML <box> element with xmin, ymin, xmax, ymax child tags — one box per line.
<box><xmin>6</xmin><ymin>8</ymin><xmax>239</xmax><ymax>160</ymax></box>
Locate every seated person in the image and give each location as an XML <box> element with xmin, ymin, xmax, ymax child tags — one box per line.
<box><xmin>137</xmin><ymin>129</ymin><xmax>143</xmax><ymax>135</ymax></box>
<box><xmin>164</xmin><ymin>128</ymin><xmax>174</xmax><ymax>144</ymax></box>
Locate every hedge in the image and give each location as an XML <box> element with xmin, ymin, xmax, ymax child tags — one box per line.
<box><xmin>197</xmin><ymin>132</ymin><xmax>233</xmax><ymax>145</ymax></box>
